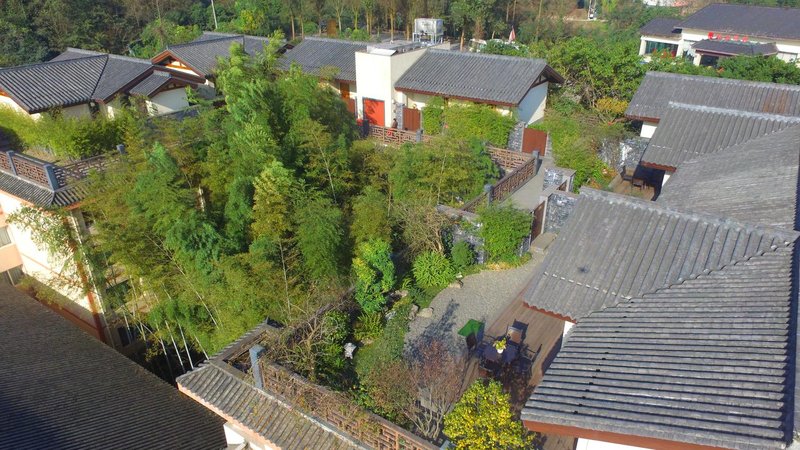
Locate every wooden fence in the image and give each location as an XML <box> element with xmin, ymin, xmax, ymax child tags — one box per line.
<box><xmin>462</xmin><ymin>155</ymin><xmax>538</xmax><ymax>213</ymax></box>
<box><xmin>259</xmin><ymin>361</ymin><xmax>437</xmax><ymax>450</ymax></box>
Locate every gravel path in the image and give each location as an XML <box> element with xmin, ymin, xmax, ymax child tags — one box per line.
<box><xmin>404</xmin><ymin>253</ymin><xmax>545</xmax><ymax>354</ymax></box>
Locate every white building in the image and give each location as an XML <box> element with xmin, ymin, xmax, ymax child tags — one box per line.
<box><xmin>639</xmin><ymin>4</ymin><xmax>800</xmax><ymax>67</ymax></box>
<box><xmin>280</xmin><ymin>37</ymin><xmax>564</xmax><ymax>130</ymax></box>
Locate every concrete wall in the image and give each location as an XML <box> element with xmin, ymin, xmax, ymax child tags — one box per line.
<box><xmin>516</xmin><ymin>82</ymin><xmax>548</xmax><ymax>125</ymax></box>
<box><xmin>146</xmin><ymin>88</ymin><xmax>190</xmax><ymax>116</ymax></box>
<box><xmin>62</xmin><ymin>103</ymin><xmax>92</xmax><ymax>119</ymax></box>
<box><xmin>576</xmin><ymin>438</ymin><xmax>651</xmax><ymax>450</ymax></box>
<box><xmin>101</xmin><ymin>97</ymin><xmax>125</xmax><ymax>119</ymax></box>
<box><xmin>355</xmin><ymin>47</ymin><xmax>426</xmax><ymax>126</ymax></box>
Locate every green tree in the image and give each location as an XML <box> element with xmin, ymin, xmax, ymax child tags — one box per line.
<box><xmin>444</xmin><ymin>380</ymin><xmax>531</xmax><ymax>450</ymax></box>
<box><xmin>353</xmin><ymin>239</ymin><xmax>395</xmax><ymax>312</ymax></box>
<box><xmin>351</xmin><ymin>186</ymin><xmax>392</xmax><ymax>245</ymax></box>
<box><xmin>293</xmin><ymin>191</ymin><xmax>345</xmax><ymax>279</ymax></box>
<box><xmin>478</xmin><ymin>204</ymin><xmax>531</xmax><ymax>263</ymax></box>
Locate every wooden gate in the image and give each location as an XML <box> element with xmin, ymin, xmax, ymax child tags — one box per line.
<box><xmin>522</xmin><ymin>128</ymin><xmax>548</xmax><ymax>155</ymax></box>
<box><xmin>403</xmin><ymin>107</ymin><xmax>421</xmax><ymax>131</ymax></box>
<box><xmin>344</xmin><ymin>98</ymin><xmax>356</xmax><ymax>116</ymax></box>
<box><xmin>363</xmin><ymin>98</ymin><xmax>385</xmax><ymax>126</ymax></box>
<box><xmin>532</xmin><ymin>201</ymin><xmax>546</xmax><ymax>239</ymax></box>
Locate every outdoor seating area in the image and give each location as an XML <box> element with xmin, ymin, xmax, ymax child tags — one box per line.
<box><xmin>475</xmin><ymin>321</ymin><xmax>540</xmax><ymax>384</ymax></box>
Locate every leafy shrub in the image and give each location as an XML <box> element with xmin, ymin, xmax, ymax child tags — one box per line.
<box><xmin>350</xmin><ymin>186</ymin><xmax>391</xmax><ymax>245</ymax></box>
<box><xmin>353</xmin><ymin>239</ymin><xmax>396</xmax><ymax>313</ymax></box>
<box><xmin>413</xmin><ymin>251</ymin><xmax>455</xmax><ymax>288</ymax></box>
<box><xmin>478</xmin><ymin>205</ymin><xmax>532</xmax><ymax>263</ymax></box>
<box><xmin>421</xmin><ymin>96</ymin><xmax>445</xmax><ymax>134</ymax></box>
<box><xmin>445</xmin><ymin>103</ymin><xmax>516</xmax><ymax>148</ymax></box>
<box><xmin>450</xmin><ymin>241</ymin><xmax>475</xmax><ymax>273</ymax></box>
<box><xmin>595</xmin><ymin>97</ymin><xmax>628</xmax><ymax>118</ymax></box>
<box><xmin>354</xmin><ymin>311</ymin><xmax>384</xmax><ymax>343</ymax></box>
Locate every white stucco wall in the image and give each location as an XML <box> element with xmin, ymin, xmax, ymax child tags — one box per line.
<box><xmin>563</xmin><ymin>320</ymin><xmax>574</xmax><ymax>338</ymax></box>
<box><xmin>62</xmin><ymin>103</ymin><xmax>92</xmax><ymax>119</ymax></box>
<box><xmin>146</xmin><ymin>88</ymin><xmax>190</xmax><ymax>116</ymax></box>
<box><xmin>0</xmin><ymin>192</ymin><xmax>93</xmax><ymax>320</ymax></box>
<box><xmin>640</xmin><ymin>121</ymin><xmax>657</xmax><ymax>138</ymax></box>
<box><xmin>101</xmin><ymin>97</ymin><xmax>124</xmax><ymax>119</ymax></box>
<box><xmin>0</xmin><ymin>96</ymin><xmax>42</xmax><ymax>120</ymax></box>
<box><xmin>355</xmin><ymin>47</ymin><xmax>427</xmax><ymax>126</ymax></box>
<box><xmin>576</xmin><ymin>438</ymin><xmax>652</xmax><ymax>450</ymax></box>
<box><xmin>516</xmin><ymin>82</ymin><xmax>549</xmax><ymax>125</ymax></box>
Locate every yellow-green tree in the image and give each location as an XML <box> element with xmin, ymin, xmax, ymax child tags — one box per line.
<box><xmin>444</xmin><ymin>380</ymin><xmax>531</xmax><ymax>450</ymax></box>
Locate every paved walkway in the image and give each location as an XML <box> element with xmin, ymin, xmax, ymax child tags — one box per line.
<box><xmin>404</xmin><ymin>253</ymin><xmax>546</xmax><ymax>355</ymax></box>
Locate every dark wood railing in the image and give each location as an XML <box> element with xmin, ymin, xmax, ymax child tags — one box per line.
<box><xmin>259</xmin><ymin>361</ymin><xmax>438</xmax><ymax>450</ymax></box>
<box><xmin>462</xmin><ymin>155</ymin><xmax>538</xmax><ymax>213</ymax></box>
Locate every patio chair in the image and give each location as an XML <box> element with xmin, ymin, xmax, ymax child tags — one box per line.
<box><xmin>506</xmin><ymin>320</ymin><xmax>527</xmax><ymax>344</ymax></box>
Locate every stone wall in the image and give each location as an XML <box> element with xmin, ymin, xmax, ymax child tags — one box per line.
<box><xmin>544</xmin><ymin>191</ymin><xmax>578</xmax><ymax>234</ymax></box>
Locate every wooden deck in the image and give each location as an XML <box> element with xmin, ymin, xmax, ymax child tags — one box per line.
<box><xmin>461</xmin><ymin>285</ymin><xmax>576</xmax><ymax>450</ymax></box>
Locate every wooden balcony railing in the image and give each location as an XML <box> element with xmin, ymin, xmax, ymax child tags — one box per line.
<box><xmin>258</xmin><ymin>360</ymin><xmax>438</xmax><ymax>450</ymax></box>
<box><xmin>462</xmin><ymin>155</ymin><xmax>538</xmax><ymax>213</ymax></box>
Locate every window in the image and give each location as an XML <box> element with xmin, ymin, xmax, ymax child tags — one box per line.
<box><xmin>0</xmin><ymin>226</ymin><xmax>11</xmax><ymax>247</ymax></box>
<box><xmin>645</xmin><ymin>40</ymin><xmax>678</xmax><ymax>57</ymax></box>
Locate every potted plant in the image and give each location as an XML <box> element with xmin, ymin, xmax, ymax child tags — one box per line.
<box><xmin>493</xmin><ymin>337</ymin><xmax>507</xmax><ymax>354</ymax></box>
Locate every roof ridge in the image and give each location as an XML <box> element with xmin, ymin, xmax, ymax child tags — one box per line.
<box><xmin>428</xmin><ymin>48</ymin><xmax>546</xmax><ymax>63</ymax></box>
<box><xmin>168</xmin><ymin>35</ymin><xmax>240</xmax><ymax>49</ymax></box>
<box><xmin>89</xmin><ymin>55</ymin><xmax>110</xmax><ymax>100</ymax></box>
<box><xmin>303</xmin><ymin>36</ymin><xmax>368</xmax><ymax>45</ymax></box>
<box><xmin>580</xmin><ymin>188</ymin><xmax>800</xmax><ymax>242</ymax></box>
<box><xmin>0</xmin><ymin>53</ymin><xmax>106</xmax><ymax>72</ymax></box>
<box><xmin>667</xmin><ymin>102</ymin><xmax>800</xmax><ymax>122</ymax></box>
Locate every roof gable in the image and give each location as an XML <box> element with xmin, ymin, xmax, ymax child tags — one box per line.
<box><xmin>395</xmin><ymin>49</ymin><xmax>562</xmax><ymax>106</ymax></box>
<box><xmin>523</xmin><ymin>242</ymin><xmax>796</xmax><ymax>449</ymax></box>
<box><xmin>521</xmin><ymin>188</ymin><xmax>797</xmax><ymax>321</ymax></box>
<box><xmin>626</xmin><ymin>72</ymin><xmax>800</xmax><ymax>122</ymax></box>
<box><xmin>639</xmin><ymin>17</ymin><xmax>681</xmax><ymax>38</ymax></box>
<box><xmin>642</xmin><ymin>103</ymin><xmax>800</xmax><ymax>169</ymax></box>
<box><xmin>657</xmin><ymin>124</ymin><xmax>800</xmax><ymax>230</ymax></box>
<box><xmin>155</xmin><ymin>32</ymin><xmax>270</xmax><ymax>78</ymax></box>
<box><xmin>279</xmin><ymin>37</ymin><xmax>368</xmax><ymax>82</ymax></box>
<box><xmin>678</xmin><ymin>3</ymin><xmax>800</xmax><ymax>41</ymax></box>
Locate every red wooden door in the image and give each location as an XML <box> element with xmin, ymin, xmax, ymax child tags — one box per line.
<box><xmin>363</xmin><ymin>99</ymin><xmax>385</xmax><ymax>126</ymax></box>
<box><xmin>403</xmin><ymin>107</ymin><xmax>421</xmax><ymax>131</ymax></box>
<box><xmin>522</xmin><ymin>128</ymin><xmax>548</xmax><ymax>155</ymax></box>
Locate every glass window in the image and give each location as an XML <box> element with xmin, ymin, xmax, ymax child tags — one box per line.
<box><xmin>645</xmin><ymin>41</ymin><xmax>678</xmax><ymax>57</ymax></box>
<box><xmin>0</xmin><ymin>265</ymin><xmax>23</xmax><ymax>285</ymax></box>
<box><xmin>0</xmin><ymin>226</ymin><xmax>11</xmax><ymax>247</ymax></box>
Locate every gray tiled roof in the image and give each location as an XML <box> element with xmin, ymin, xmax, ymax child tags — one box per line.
<box><xmin>657</xmin><ymin>125</ymin><xmax>800</xmax><ymax>230</ymax></box>
<box><xmin>161</xmin><ymin>32</ymin><xmax>270</xmax><ymax>77</ymax></box>
<box><xmin>625</xmin><ymin>72</ymin><xmax>800</xmax><ymax>121</ymax></box>
<box><xmin>520</xmin><ymin>188</ymin><xmax>797</xmax><ymax>321</ymax></box>
<box><xmin>642</xmin><ymin>102</ymin><xmax>800</xmax><ymax>168</ymax></box>
<box><xmin>129</xmin><ymin>71</ymin><xmax>177</xmax><ymax>96</ymax></box>
<box><xmin>522</xmin><ymin>241</ymin><xmax>796</xmax><ymax>449</ymax></box>
<box><xmin>0</xmin><ymin>50</ymin><xmax>156</xmax><ymax>113</ymax></box>
<box><xmin>692</xmin><ymin>39</ymin><xmax>778</xmax><ymax>56</ymax></box>
<box><xmin>179</xmin><ymin>361</ymin><xmax>362</xmax><ymax>450</ymax></box>
<box><xmin>678</xmin><ymin>3</ymin><xmax>800</xmax><ymax>40</ymax></box>
<box><xmin>279</xmin><ymin>37</ymin><xmax>368</xmax><ymax>82</ymax></box>
<box><xmin>639</xmin><ymin>17</ymin><xmax>681</xmax><ymax>38</ymax></box>
<box><xmin>0</xmin><ymin>283</ymin><xmax>226</xmax><ymax>449</ymax></box>
<box><xmin>395</xmin><ymin>50</ymin><xmax>563</xmax><ymax>106</ymax></box>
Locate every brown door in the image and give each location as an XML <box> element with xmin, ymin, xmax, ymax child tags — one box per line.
<box><xmin>363</xmin><ymin>99</ymin><xmax>385</xmax><ymax>126</ymax></box>
<box><xmin>403</xmin><ymin>107</ymin><xmax>421</xmax><ymax>131</ymax></box>
<box><xmin>345</xmin><ymin>98</ymin><xmax>356</xmax><ymax>117</ymax></box>
<box><xmin>522</xmin><ymin>128</ymin><xmax>548</xmax><ymax>155</ymax></box>
<box><xmin>339</xmin><ymin>82</ymin><xmax>350</xmax><ymax>99</ymax></box>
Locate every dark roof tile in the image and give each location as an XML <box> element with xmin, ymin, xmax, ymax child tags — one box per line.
<box><xmin>642</xmin><ymin>102</ymin><xmax>800</xmax><ymax>168</ymax></box>
<box><xmin>639</xmin><ymin>18</ymin><xmax>681</xmax><ymax>38</ymax></box>
<box><xmin>162</xmin><ymin>32</ymin><xmax>270</xmax><ymax>77</ymax></box>
<box><xmin>692</xmin><ymin>39</ymin><xmax>778</xmax><ymax>56</ymax></box>
<box><xmin>678</xmin><ymin>3</ymin><xmax>800</xmax><ymax>40</ymax></box>
<box><xmin>657</xmin><ymin>124</ymin><xmax>800</xmax><ymax>230</ymax></box>
<box><xmin>0</xmin><ymin>284</ymin><xmax>226</xmax><ymax>449</ymax></box>
<box><xmin>279</xmin><ymin>37</ymin><xmax>368</xmax><ymax>82</ymax></box>
<box><xmin>395</xmin><ymin>49</ymin><xmax>563</xmax><ymax>106</ymax></box>
<box><xmin>626</xmin><ymin>72</ymin><xmax>800</xmax><ymax>121</ymax></box>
